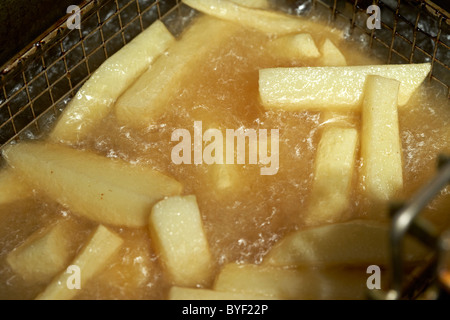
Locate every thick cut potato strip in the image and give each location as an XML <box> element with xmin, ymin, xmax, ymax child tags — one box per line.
<box><xmin>36</xmin><ymin>225</ymin><xmax>123</xmax><ymax>300</ymax></box>
<box><xmin>304</xmin><ymin>127</ymin><xmax>358</xmax><ymax>226</ymax></box>
<box><xmin>259</xmin><ymin>63</ymin><xmax>431</xmax><ymax>111</ymax></box>
<box><xmin>214</xmin><ymin>263</ymin><xmax>375</xmax><ymax>300</ymax></box>
<box><xmin>229</xmin><ymin>0</ymin><xmax>269</xmax><ymax>8</ymax></box>
<box><xmin>263</xmin><ymin>220</ymin><xmax>427</xmax><ymax>267</ymax></box>
<box><xmin>183</xmin><ymin>0</ymin><xmax>342</xmax><ymax>37</ymax></box>
<box><xmin>168</xmin><ymin>286</ymin><xmax>277</xmax><ymax>300</ymax></box>
<box><xmin>210</xmin><ymin>164</ymin><xmax>241</xmax><ymax>192</ymax></box>
<box><xmin>0</xmin><ymin>169</ymin><xmax>32</xmax><ymax>205</ymax></box>
<box><xmin>268</xmin><ymin>33</ymin><xmax>320</xmax><ymax>60</ymax></box>
<box><xmin>149</xmin><ymin>195</ymin><xmax>213</xmax><ymax>287</ymax></box>
<box><xmin>319</xmin><ymin>112</ymin><xmax>358</xmax><ymax>127</ymax></box>
<box><xmin>49</xmin><ymin>20</ymin><xmax>175</xmax><ymax>143</ymax></box>
<box><xmin>319</xmin><ymin>38</ymin><xmax>347</xmax><ymax>66</ymax></box>
<box><xmin>361</xmin><ymin>75</ymin><xmax>403</xmax><ymax>201</ymax></box>
<box><xmin>319</xmin><ymin>39</ymin><xmax>348</xmax><ymax>124</ymax></box>
<box><xmin>115</xmin><ymin>16</ymin><xmax>239</xmax><ymax>128</ymax></box>
<box><xmin>7</xmin><ymin>220</ymin><xmax>73</xmax><ymax>283</ymax></box>
<box><xmin>2</xmin><ymin>142</ymin><xmax>182</xmax><ymax>227</ymax></box>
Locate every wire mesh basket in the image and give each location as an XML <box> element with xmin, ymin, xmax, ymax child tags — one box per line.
<box><xmin>0</xmin><ymin>0</ymin><xmax>449</xmax><ymax>299</ymax></box>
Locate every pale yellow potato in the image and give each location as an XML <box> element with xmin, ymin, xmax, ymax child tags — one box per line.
<box><xmin>361</xmin><ymin>75</ymin><xmax>403</xmax><ymax>201</ymax></box>
<box><xmin>319</xmin><ymin>38</ymin><xmax>347</xmax><ymax>66</ymax></box>
<box><xmin>169</xmin><ymin>286</ymin><xmax>278</xmax><ymax>300</ymax></box>
<box><xmin>230</xmin><ymin>0</ymin><xmax>269</xmax><ymax>8</ymax></box>
<box><xmin>210</xmin><ymin>133</ymin><xmax>242</xmax><ymax>192</ymax></box>
<box><xmin>7</xmin><ymin>220</ymin><xmax>73</xmax><ymax>283</ymax></box>
<box><xmin>49</xmin><ymin>20</ymin><xmax>175</xmax><ymax>143</ymax></box>
<box><xmin>268</xmin><ymin>33</ymin><xmax>320</xmax><ymax>60</ymax></box>
<box><xmin>210</xmin><ymin>164</ymin><xmax>241</xmax><ymax>191</ymax></box>
<box><xmin>183</xmin><ymin>0</ymin><xmax>342</xmax><ymax>37</ymax></box>
<box><xmin>259</xmin><ymin>63</ymin><xmax>431</xmax><ymax>111</ymax></box>
<box><xmin>2</xmin><ymin>142</ymin><xmax>182</xmax><ymax>227</ymax></box>
<box><xmin>304</xmin><ymin>127</ymin><xmax>358</xmax><ymax>226</ymax></box>
<box><xmin>0</xmin><ymin>168</ymin><xmax>32</xmax><ymax>205</ymax></box>
<box><xmin>263</xmin><ymin>220</ymin><xmax>427</xmax><ymax>267</ymax></box>
<box><xmin>199</xmin><ymin>121</ymin><xmax>243</xmax><ymax>193</ymax></box>
<box><xmin>36</xmin><ymin>225</ymin><xmax>123</xmax><ymax>300</ymax></box>
<box><xmin>92</xmin><ymin>234</ymin><xmax>156</xmax><ymax>297</ymax></box>
<box><xmin>319</xmin><ymin>111</ymin><xmax>358</xmax><ymax>127</ymax></box>
<box><xmin>149</xmin><ymin>195</ymin><xmax>213</xmax><ymax>287</ymax></box>
<box><xmin>214</xmin><ymin>263</ymin><xmax>375</xmax><ymax>300</ymax></box>
<box><xmin>115</xmin><ymin>16</ymin><xmax>240</xmax><ymax>128</ymax></box>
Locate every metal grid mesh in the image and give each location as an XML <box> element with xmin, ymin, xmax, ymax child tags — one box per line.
<box><xmin>0</xmin><ymin>0</ymin><xmax>448</xmax><ymax>149</ymax></box>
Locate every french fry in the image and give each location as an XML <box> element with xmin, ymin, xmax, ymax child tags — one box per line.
<box><xmin>319</xmin><ymin>111</ymin><xmax>358</xmax><ymax>127</ymax></box>
<box><xmin>149</xmin><ymin>195</ymin><xmax>214</xmax><ymax>287</ymax></box>
<box><xmin>304</xmin><ymin>127</ymin><xmax>358</xmax><ymax>226</ymax></box>
<box><xmin>268</xmin><ymin>33</ymin><xmax>320</xmax><ymax>60</ymax></box>
<box><xmin>194</xmin><ymin>120</ymin><xmax>243</xmax><ymax>194</ymax></box>
<box><xmin>318</xmin><ymin>39</ymin><xmax>348</xmax><ymax>124</ymax></box>
<box><xmin>361</xmin><ymin>75</ymin><xmax>403</xmax><ymax>201</ymax></box>
<box><xmin>183</xmin><ymin>0</ymin><xmax>342</xmax><ymax>37</ymax></box>
<box><xmin>36</xmin><ymin>225</ymin><xmax>123</xmax><ymax>300</ymax></box>
<box><xmin>115</xmin><ymin>16</ymin><xmax>240</xmax><ymax>128</ymax></box>
<box><xmin>259</xmin><ymin>63</ymin><xmax>431</xmax><ymax>111</ymax></box>
<box><xmin>49</xmin><ymin>20</ymin><xmax>175</xmax><ymax>143</ymax></box>
<box><xmin>6</xmin><ymin>220</ymin><xmax>73</xmax><ymax>283</ymax></box>
<box><xmin>263</xmin><ymin>220</ymin><xmax>427</xmax><ymax>267</ymax></box>
<box><xmin>319</xmin><ymin>38</ymin><xmax>347</xmax><ymax>66</ymax></box>
<box><xmin>169</xmin><ymin>286</ymin><xmax>278</xmax><ymax>300</ymax></box>
<box><xmin>210</xmin><ymin>164</ymin><xmax>241</xmax><ymax>191</ymax></box>
<box><xmin>202</xmin><ymin>121</ymin><xmax>243</xmax><ymax>193</ymax></box>
<box><xmin>92</xmin><ymin>232</ymin><xmax>155</xmax><ymax>297</ymax></box>
<box><xmin>209</xmin><ymin>129</ymin><xmax>242</xmax><ymax>192</ymax></box>
<box><xmin>214</xmin><ymin>263</ymin><xmax>374</xmax><ymax>300</ymax></box>
<box><xmin>229</xmin><ymin>0</ymin><xmax>270</xmax><ymax>9</ymax></box>
<box><xmin>2</xmin><ymin>142</ymin><xmax>182</xmax><ymax>227</ymax></box>
<box><xmin>0</xmin><ymin>168</ymin><xmax>32</xmax><ymax>205</ymax></box>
